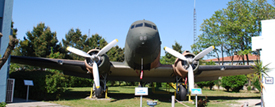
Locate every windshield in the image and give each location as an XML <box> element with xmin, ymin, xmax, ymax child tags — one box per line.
<box><xmin>131</xmin><ymin>22</ymin><xmax>157</xmax><ymax>30</ymax></box>
<box><xmin>135</xmin><ymin>23</ymin><xmax>143</xmax><ymax>27</ymax></box>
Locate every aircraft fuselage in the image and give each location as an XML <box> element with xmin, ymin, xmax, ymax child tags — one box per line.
<box><xmin>125</xmin><ymin>20</ymin><xmax>161</xmax><ymax>70</ymax></box>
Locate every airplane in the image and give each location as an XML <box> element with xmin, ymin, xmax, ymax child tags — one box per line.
<box><xmin>11</xmin><ymin>20</ymin><xmax>254</xmax><ymax>100</ymax></box>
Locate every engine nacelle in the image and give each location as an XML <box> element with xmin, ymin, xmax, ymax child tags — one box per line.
<box><xmin>173</xmin><ymin>51</ymin><xmax>199</xmax><ymax>78</ymax></box>
<box><xmin>85</xmin><ymin>49</ymin><xmax>111</xmax><ymax>74</ymax></box>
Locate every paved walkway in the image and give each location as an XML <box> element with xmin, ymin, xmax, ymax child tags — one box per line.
<box><xmin>6</xmin><ymin>98</ymin><xmax>69</xmax><ymax>107</ymax></box>
<box><xmin>229</xmin><ymin>99</ymin><xmax>261</xmax><ymax>107</ymax></box>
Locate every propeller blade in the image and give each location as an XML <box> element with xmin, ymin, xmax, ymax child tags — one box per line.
<box><xmin>187</xmin><ymin>64</ymin><xmax>194</xmax><ymax>91</ymax></box>
<box><xmin>67</xmin><ymin>46</ymin><xmax>91</xmax><ymax>58</ymax></box>
<box><xmin>97</xmin><ymin>39</ymin><xmax>118</xmax><ymax>56</ymax></box>
<box><xmin>93</xmin><ymin>61</ymin><xmax>100</xmax><ymax>89</ymax></box>
<box><xmin>193</xmin><ymin>46</ymin><xmax>214</xmax><ymax>60</ymax></box>
<box><xmin>164</xmin><ymin>47</ymin><xmax>187</xmax><ymax>61</ymax></box>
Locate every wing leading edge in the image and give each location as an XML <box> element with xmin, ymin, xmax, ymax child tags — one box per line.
<box><xmin>195</xmin><ymin>65</ymin><xmax>254</xmax><ymax>82</ymax></box>
<box><xmin>10</xmin><ymin>56</ymin><xmax>89</xmax><ymax>78</ymax></box>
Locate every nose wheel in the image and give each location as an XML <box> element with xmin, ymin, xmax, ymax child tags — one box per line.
<box><xmin>90</xmin><ymin>74</ymin><xmax>109</xmax><ymax>98</ymax></box>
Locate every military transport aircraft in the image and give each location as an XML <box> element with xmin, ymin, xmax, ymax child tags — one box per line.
<box><xmin>11</xmin><ymin>20</ymin><xmax>254</xmax><ymax>100</ymax></box>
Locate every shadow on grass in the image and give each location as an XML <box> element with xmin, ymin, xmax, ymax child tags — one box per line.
<box><xmin>107</xmin><ymin>90</ymin><xmax>119</xmax><ymax>92</ymax></box>
<box><xmin>59</xmin><ymin>89</ymin><xmax>90</xmax><ymax>100</ymax></box>
<box><xmin>201</xmin><ymin>96</ymin><xmax>261</xmax><ymax>101</ymax></box>
<box><xmin>109</xmin><ymin>91</ymin><xmax>174</xmax><ymax>103</ymax></box>
<box><xmin>58</xmin><ymin>87</ymin><xmax>260</xmax><ymax>103</ymax></box>
<box><xmin>58</xmin><ymin>87</ymin><xmax>174</xmax><ymax>102</ymax></box>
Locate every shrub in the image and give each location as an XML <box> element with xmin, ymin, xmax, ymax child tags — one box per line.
<box><xmin>214</xmin><ymin>79</ymin><xmax>221</xmax><ymax>90</ymax></box>
<box><xmin>67</xmin><ymin>76</ymin><xmax>92</xmax><ymax>87</ymax></box>
<box><xmin>196</xmin><ymin>96</ymin><xmax>208</xmax><ymax>107</ymax></box>
<box><xmin>0</xmin><ymin>102</ymin><xmax>6</xmax><ymax>107</ymax></box>
<box><xmin>252</xmin><ymin>78</ymin><xmax>261</xmax><ymax>92</ymax></box>
<box><xmin>247</xmin><ymin>85</ymin><xmax>252</xmax><ymax>91</ymax></box>
<box><xmin>196</xmin><ymin>81</ymin><xmax>215</xmax><ymax>90</ymax></box>
<box><xmin>221</xmin><ymin>75</ymin><xmax>248</xmax><ymax>92</ymax></box>
<box><xmin>45</xmin><ymin>72</ymin><xmax>68</xmax><ymax>99</ymax></box>
<box><xmin>9</xmin><ymin>70</ymin><xmax>67</xmax><ymax>100</ymax></box>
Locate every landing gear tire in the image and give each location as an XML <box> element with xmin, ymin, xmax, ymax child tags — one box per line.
<box><xmin>177</xmin><ymin>85</ymin><xmax>187</xmax><ymax>101</ymax></box>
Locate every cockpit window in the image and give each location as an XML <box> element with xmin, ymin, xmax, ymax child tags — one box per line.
<box><xmin>131</xmin><ymin>25</ymin><xmax>135</xmax><ymax>29</ymax></box>
<box><xmin>145</xmin><ymin>23</ymin><xmax>157</xmax><ymax>30</ymax></box>
<box><xmin>135</xmin><ymin>23</ymin><xmax>143</xmax><ymax>27</ymax></box>
<box><xmin>144</xmin><ymin>23</ymin><xmax>152</xmax><ymax>28</ymax></box>
<box><xmin>152</xmin><ymin>25</ymin><xmax>157</xmax><ymax>30</ymax></box>
<box><xmin>131</xmin><ymin>23</ymin><xmax>157</xmax><ymax>30</ymax></box>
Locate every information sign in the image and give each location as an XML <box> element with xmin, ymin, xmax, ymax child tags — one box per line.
<box><xmin>191</xmin><ymin>88</ymin><xmax>202</xmax><ymax>95</ymax></box>
<box><xmin>135</xmin><ymin>87</ymin><xmax>148</xmax><ymax>96</ymax></box>
<box><xmin>24</xmin><ymin>80</ymin><xmax>34</xmax><ymax>86</ymax></box>
<box><xmin>265</xmin><ymin>77</ymin><xmax>274</xmax><ymax>84</ymax></box>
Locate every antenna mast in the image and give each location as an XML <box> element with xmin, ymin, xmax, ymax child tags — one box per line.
<box><xmin>193</xmin><ymin>0</ymin><xmax>196</xmax><ymax>44</ymax></box>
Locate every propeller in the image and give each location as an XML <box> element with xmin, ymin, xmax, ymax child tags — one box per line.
<box><xmin>67</xmin><ymin>39</ymin><xmax>118</xmax><ymax>89</ymax></box>
<box><xmin>67</xmin><ymin>46</ymin><xmax>92</xmax><ymax>58</ymax></box>
<box><xmin>164</xmin><ymin>46</ymin><xmax>214</xmax><ymax>91</ymax></box>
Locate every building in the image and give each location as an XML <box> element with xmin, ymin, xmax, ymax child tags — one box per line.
<box><xmin>204</xmin><ymin>54</ymin><xmax>259</xmax><ymax>65</ymax></box>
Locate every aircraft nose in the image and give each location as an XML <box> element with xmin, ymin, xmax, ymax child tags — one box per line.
<box><xmin>139</xmin><ymin>32</ymin><xmax>147</xmax><ymax>45</ymax></box>
<box><xmin>137</xmin><ymin>29</ymin><xmax>157</xmax><ymax>44</ymax></box>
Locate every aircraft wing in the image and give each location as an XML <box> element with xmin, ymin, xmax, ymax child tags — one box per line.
<box><xmin>110</xmin><ymin>64</ymin><xmax>255</xmax><ymax>82</ymax></box>
<box><xmin>194</xmin><ymin>65</ymin><xmax>254</xmax><ymax>82</ymax></box>
<box><xmin>10</xmin><ymin>56</ymin><xmax>90</xmax><ymax>78</ymax></box>
<box><xmin>10</xmin><ymin>56</ymin><xmax>175</xmax><ymax>82</ymax></box>
<box><xmin>10</xmin><ymin>56</ymin><xmax>254</xmax><ymax>82</ymax></box>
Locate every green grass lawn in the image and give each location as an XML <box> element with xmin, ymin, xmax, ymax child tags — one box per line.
<box><xmin>48</xmin><ymin>86</ymin><xmax>260</xmax><ymax>107</ymax></box>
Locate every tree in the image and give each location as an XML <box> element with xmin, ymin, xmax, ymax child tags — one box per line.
<box><xmin>0</xmin><ymin>35</ymin><xmax>18</xmax><ymax>69</ymax></box>
<box><xmin>62</xmin><ymin>28</ymin><xmax>125</xmax><ymax>62</ymax></box>
<box><xmin>11</xmin><ymin>21</ymin><xmax>17</xmax><ymax>38</ymax></box>
<box><xmin>160</xmin><ymin>41</ymin><xmax>183</xmax><ymax>64</ymax></box>
<box><xmin>107</xmin><ymin>46</ymin><xmax>124</xmax><ymax>62</ymax></box>
<box><xmin>192</xmin><ymin>10</ymin><xmax>227</xmax><ymax>65</ymax></box>
<box><xmin>14</xmin><ymin>23</ymin><xmax>64</xmax><ymax>58</ymax></box>
<box><xmin>251</xmin><ymin>61</ymin><xmax>270</xmax><ymax>92</ymax></box>
<box><xmin>62</xmin><ymin>29</ymin><xmax>112</xmax><ymax>60</ymax></box>
<box><xmin>62</xmin><ymin>28</ymin><xmax>89</xmax><ymax>60</ymax></box>
<box><xmin>0</xmin><ymin>21</ymin><xmax>18</xmax><ymax>69</ymax></box>
<box><xmin>192</xmin><ymin>0</ymin><xmax>275</xmax><ymax>65</ymax></box>
<box><xmin>62</xmin><ymin>29</ymin><xmax>124</xmax><ymax>62</ymax></box>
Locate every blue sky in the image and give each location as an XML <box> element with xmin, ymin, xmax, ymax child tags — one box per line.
<box><xmin>12</xmin><ymin>0</ymin><xmax>273</xmax><ymax>57</ymax></box>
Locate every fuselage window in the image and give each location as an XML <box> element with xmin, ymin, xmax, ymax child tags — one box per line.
<box><xmin>131</xmin><ymin>25</ymin><xmax>135</xmax><ymax>29</ymax></box>
<box><xmin>152</xmin><ymin>25</ymin><xmax>157</xmax><ymax>30</ymax></box>
<box><xmin>144</xmin><ymin>23</ymin><xmax>152</xmax><ymax>28</ymax></box>
<box><xmin>135</xmin><ymin>23</ymin><xmax>143</xmax><ymax>27</ymax></box>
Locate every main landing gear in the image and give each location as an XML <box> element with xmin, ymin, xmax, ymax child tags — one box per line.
<box><xmin>177</xmin><ymin>84</ymin><xmax>187</xmax><ymax>101</ymax></box>
<box><xmin>175</xmin><ymin>76</ymin><xmax>188</xmax><ymax>101</ymax></box>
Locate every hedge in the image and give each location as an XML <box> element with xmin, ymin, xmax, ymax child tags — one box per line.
<box><xmin>221</xmin><ymin>75</ymin><xmax>248</xmax><ymax>92</ymax></box>
<box><xmin>9</xmin><ymin>70</ymin><xmax>67</xmax><ymax>100</ymax></box>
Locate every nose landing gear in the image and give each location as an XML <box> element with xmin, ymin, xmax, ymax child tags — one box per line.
<box><xmin>89</xmin><ymin>74</ymin><xmax>109</xmax><ymax>99</ymax></box>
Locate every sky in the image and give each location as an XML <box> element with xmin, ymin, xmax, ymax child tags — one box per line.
<box><xmin>12</xmin><ymin>0</ymin><xmax>273</xmax><ymax>57</ymax></box>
